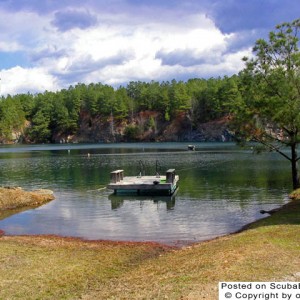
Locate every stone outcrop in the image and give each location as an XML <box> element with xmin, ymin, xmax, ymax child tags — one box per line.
<box><xmin>54</xmin><ymin>111</ymin><xmax>233</xmax><ymax>143</ymax></box>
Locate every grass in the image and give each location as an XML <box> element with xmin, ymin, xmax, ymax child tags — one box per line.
<box><xmin>0</xmin><ymin>237</ymin><xmax>169</xmax><ymax>299</ymax></box>
<box><xmin>0</xmin><ymin>193</ymin><xmax>299</xmax><ymax>299</ymax></box>
<box><xmin>0</xmin><ymin>187</ymin><xmax>54</xmax><ymax>211</ymax></box>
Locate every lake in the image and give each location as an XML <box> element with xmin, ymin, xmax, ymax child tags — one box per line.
<box><xmin>0</xmin><ymin>142</ymin><xmax>291</xmax><ymax>245</ymax></box>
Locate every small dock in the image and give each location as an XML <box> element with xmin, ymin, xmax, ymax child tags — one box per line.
<box><xmin>107</xmin><ymin>169</ymin><xmax>179</xmax><ymax>195</ymax></box>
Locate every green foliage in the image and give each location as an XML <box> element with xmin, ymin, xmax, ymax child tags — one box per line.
<box><xmin>0</xmin><ymin>75</ymin><xmax>241</xmax><ymax>144</ymax></box>
<box><xmin>124</xmin><ymin>124</ymin><xmax>141</xmax><ymax>140</ymax></box>
<box><xmin>0</xmin><ymin>96</ymin><xmax>25</xmax><ymax>141</ymax></box>
<box><xmin>232</xmin><ymin>19</ymin><xmax>300</xmax><ymax>143</ymax></box>
<box><xmin>27</xmin><ymin>110</ymin><xmax>51</xmax><ymax>143</ymax></box>
<box><xmin>114</xmin><ymin>87</ymin><xmax>130</xmax><ymax>119</ymax></box>
<box><xmin>148</xmin><ymin>116</ymin><xmax>156</xmax><ymax>130</ymax></box>
<box><xmin>0</xmin><ymin>74</ymin><xmax>240</xmax><ymax>144</ymax></box>
<box><xmin>7</xmin><ymin>19</ymin><xmax>299</xmax><ymax>145</ymax></box>
<box><xmin>16</xmin><ymin>93</ymin><xmax>35</xmax><ymax>118</ymax></box>
<box><xmin>164</xmin><ymin>111</ymin><xmax>170</xmax><ymax>121</ymax></box>
<box><xmin>230</xmin><ymin>18</ymin><xmax>300</xmax><ymax>189</ymax></box>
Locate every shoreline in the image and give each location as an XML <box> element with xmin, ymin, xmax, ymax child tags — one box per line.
<box><xmin>0</xmin><ymin>187</ymin><xmax>300</xmax><ymax>249</ymax></box>
<box><xmin>0</xmin><ymin>231</ymin><xmax>176</xmax><ymax>249</ymax></box>
<box><xmin>0</xmin><ymin>194</ymin><xmax>294</xmax><ymax>248</ymax></box>
<box><xmin>0</xmin><ymin>190</ymin><xmax>299</xmax><ymax>299</ymax></box>
<box><xmin>0</xmin><ymin>187</ymin><xmax>55</xmax><ymax>211</ymax></box>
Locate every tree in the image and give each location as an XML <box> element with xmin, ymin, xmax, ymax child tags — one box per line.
<box><xmin>168</xmin><ymin>80</ymin><xmax>191</xmax><ymax>116</ymax></box>
<box><xmin>26</xmin><ymin>92</ymin><xmax>54</xmax><ymax>142</ymax></box>
<box><xmin>28</xmin><ymin>110</ymin><xmax>51</xmax><ymax>142</ymax></box>
<box><xmin>0</xmin><ymin>96</ymin><xmax>25</xmax><ymax>141</ymax></box>
<box><xmin>114</xmin><ymin>87</ymin><xmax>130</xmax><ymax>119</ymax></box>
<box><xmin>230</xmin><ymin>19</ymin><xmax>300</xmax><ymax>189</ymax></box>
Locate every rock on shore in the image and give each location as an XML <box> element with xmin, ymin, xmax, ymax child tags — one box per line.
<box><xmin>0</xmin><ymin>187</ymin><xmax>55</xmax><ymax>210</ymax></box>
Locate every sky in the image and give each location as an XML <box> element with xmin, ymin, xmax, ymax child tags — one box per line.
<box><xmin>0</xmin><ymin>0</ymin><xmax>299</xmax><ymax>95</ymax></box>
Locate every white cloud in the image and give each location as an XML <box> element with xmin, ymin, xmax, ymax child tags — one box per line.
<box><xmin>0</xmin><ymin>6</ymin><xmax>248</xmax><ymax>95</ymax></box>
<box><xmin>222</xmin><ymin>49</ymin><xmax>251</xmax><ymax>72</ymax></box>
<box><xmin>0</xmin><ymin>41</ymin><xmax>21</xmax><ymax>52</ymax></box>
<box><xmin>51</xmin><ymin>8</ymin><xmax>98</xmax><ymax>32</ymax></box>
<box><xmin>0</xmin><ymin>9</ymin><xmax>50</xmax><ymax>51</ymax></box>
<box><xmin>0</xmin><ymin>66</ymin><xmax>59</xmax><ymax>95</ymax></box>
<box><xmin>50</xmin><ymin>12</ymin><xmax>241</xmax><ymax>84</ymax></box>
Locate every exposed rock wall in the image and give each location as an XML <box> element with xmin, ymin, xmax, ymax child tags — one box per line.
<box><xmin>55</xmin><ymin>111</ymin><xmax>233</xmax><ymax>143</ymax></box>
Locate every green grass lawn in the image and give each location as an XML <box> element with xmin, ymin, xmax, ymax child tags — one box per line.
<box><xmin>0</xmin><ymin>193</ymin><xmax>299</xmax><ymax>299</ymax></box>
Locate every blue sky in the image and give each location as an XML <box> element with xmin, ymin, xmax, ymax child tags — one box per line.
<box><xmin>0</xmin><ymin>0</ymin><xmax>299</xmax><ymax>95</ymax></box>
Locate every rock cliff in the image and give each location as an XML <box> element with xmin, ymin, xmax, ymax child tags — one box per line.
<box><xmin>53</xmin><ymin>111</ymin><xmax>233</xmax><ymax>143</ymax></box>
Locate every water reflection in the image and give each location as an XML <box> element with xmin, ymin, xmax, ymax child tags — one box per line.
<box><xmin>0</xmin><ymin>142</ymin><xmax>292</xmax><ymax>244</ymax></box>
<box><xmin>108</xmin><ymin>193</ymin><xmax>176</xmax><ymax>210</ymax></box>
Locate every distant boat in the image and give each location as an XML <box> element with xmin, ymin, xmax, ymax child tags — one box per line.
<box><xmin>187</xmin><ymin>145</ymin><xmax>195</xmax><ymax>151</ymax></box>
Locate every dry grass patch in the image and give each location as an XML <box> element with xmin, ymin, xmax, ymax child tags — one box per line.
<box><xmin>0</xmin><ymin>236</ymin><xmax>170</xmax><ymax>299</ymax></box>
<box><xmin>83</xmin><ymin>199</ymin><xmax>300</xmax><ymax>300</ymax></box>
<box><xmin>288</xmin><ymin>188</ymin><xmax>300</xmax><ymax>200</ymax></box>
<box><xmin>0</xmin><ymin>194</ymin><xmax>299</xmax><ymax>299</ymax></box>
<box><xmin>0</xmin><ymin>187</ymin><xmax>54</xmax><ymax>211</ymax></box>
<box><xmin>81</xmin><ymin>225</ymin><xmax>300</xmax><ymax>299</ymax></box>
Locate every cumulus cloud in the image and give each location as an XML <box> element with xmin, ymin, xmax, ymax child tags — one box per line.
<box><xmin>0</xmin><ymin>6</ymin><xmax>248</xmax><ymax>94</ymax></box>
<box><xmin>30</xmin><ymin>46</ymin><xmax>67</xmax><ymax>63</ymax></box>
<box><xmin>68</xmin><ymin>51</ymin><xmax>135</xmax><ymax>73</ymax></box>
<box><xmin>207</xmin><ymin>0</ymin><xmax>300</xmax><ymax>34</ymax></box>
<box><xmin>156</xmin><ymin>48</ymin><xmax>223</xmax><ymax>67</ymax></box>
<box><xmin>0</xmin><ymin>66</ymin><xmax>59</xmax><ymax>95</ymax></box>
<box><xmin>51</xmin><ymin>9</ymin><xmax>98</xmax><ymax>32</ymax></box>
<box><xmin>54</xmin><ymin>50</ymin><xmax>135</xmax><ymax>85</ymax></box>
<box><xmin>0</xmin><ymin>0</ymin><xmax>88</xmax><ymax>14</ymax></box>
<box><xmin>54</xmin><ymin>13</ymin><xmax>237</xmax><ymax>86</ymax></box>
<box><xmin>0</xmin><ymin>41</ymin><xmax>21</xmax><ymax>52</ymax></box>
<box><xmin>0</xmin><ymin>7</ymin><xmax>52</xmax><ymax>72</ymax></box>
<box><xmin>155</xmin><ymin>25</ymin><xmax>229</xmax><ymax>68</ymax></box>
<box><xmin>224</xmin><ymin>31</ymin><xmax>258</xmax><ymax>54</ymax></box>
<box><xmin>2</xmin><ymin>0</ymin><xmax>293</xmax><ymax>95</ymax></box>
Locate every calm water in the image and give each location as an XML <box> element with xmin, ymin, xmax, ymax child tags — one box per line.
<box><xmin>0</xmin><ymin>142</ymin><xmax>291</xmax><ymax>245</ymax></box>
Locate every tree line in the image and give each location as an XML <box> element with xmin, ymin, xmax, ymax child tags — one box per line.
<box><xmin>1</xmin><ymin>18</ymin><xmax>300</xmax><ymax>189</ymax></box>
<box><xmin>0</xmin><ymin>76</ymin><xmax>242</xmax><ymax>143</ymax></box>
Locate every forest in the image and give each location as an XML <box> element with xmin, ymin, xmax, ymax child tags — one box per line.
<box><xmin>0</xmin><ymin>75</ymin><xmax>242</xmax><ymax>143</ymax></box>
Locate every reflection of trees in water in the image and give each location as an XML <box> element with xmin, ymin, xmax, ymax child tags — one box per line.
<box><xmin>0</xmin><ymin>144</ymin><xmax>290</xmax><ymax>206</ymax></box>
<box><xmin>0</xmin><ymin>143</ymin><xmax>292</xmax><ymax>243</ymax></box>
<box><xmin>178</xmin><ymin>156</ymin><xmax>289</xmax><ymax>210</ymax></box>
